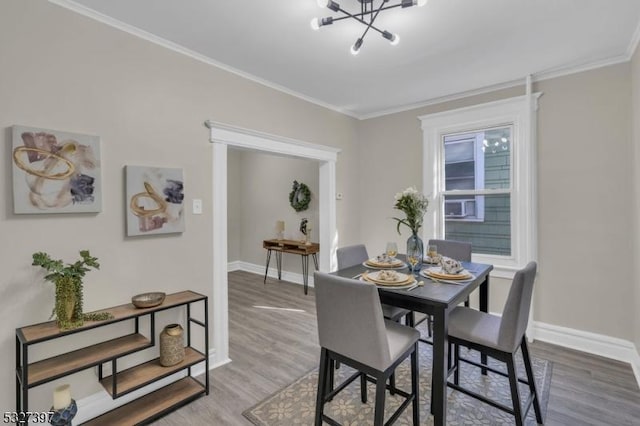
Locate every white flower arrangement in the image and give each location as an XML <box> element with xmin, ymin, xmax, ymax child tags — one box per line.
<box><xmin>392</xmin><ymin>186</ymin><xmax>428</xmax><ymax>235</ymax></box>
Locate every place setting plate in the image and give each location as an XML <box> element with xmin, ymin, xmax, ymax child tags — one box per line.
<box><xmin>420</xmin><ymin>267</ymin><xmax>475</xmax><ymax>283</ymax></box>
<box><xmin>361</xmin><ymin>270</ymin><xmax>416</xmax><ymax>288</ymax></box>
<box><xmin>363</xmin><ymin>257</ymin><xmax>407</xmax><ymax>269</ymax></box>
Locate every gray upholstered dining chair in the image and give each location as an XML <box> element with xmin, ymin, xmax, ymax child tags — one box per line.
<box><xmin>446</xmin><ymin>261</ymin><xmax>543</xmax><ymax>426</ymax></box>
<box><xmin>314</xmin><ymin>272</ymin><xmax>420</xmax><ymax>426</ymax></box>
<box><xmin>428</xmin><ymin>239</ymin><xmax>472</xmax><ymax>264</ymax></box>
<box><xmin>417</xmin><ymin>239</ymin><xmax>473</xmax><ymax>341</ymax></box>
<box><xmin>336</xmin><ymin>244</ymin><xmax>413</xmax><ymax>325</ymax></box>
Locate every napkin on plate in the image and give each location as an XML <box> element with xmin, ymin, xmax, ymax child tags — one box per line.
<box><xmin>440</xmin><ymin>256</ymin><xmax>463</xmax><ymax>274</ymax></box>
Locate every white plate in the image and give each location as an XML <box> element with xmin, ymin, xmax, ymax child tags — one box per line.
<box><xmin>420</xmin><ymin>267</ymin><xmax>474</xmax><ymax>281</ymax></box>
<box><xmin>360</xmin><ymin>277</ymin><xmax>417</xmax><ymax>289</ymax></box>
<box><xmin>362</xmin><ymin>260</ymin><xmax>408</xmax><ymax>270</ymax></box>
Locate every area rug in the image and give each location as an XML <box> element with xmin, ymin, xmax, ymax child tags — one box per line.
<box><xmin>243</xmin><ymin>345</ymin><xmax>552</xmax><ymax>425</ymax></box>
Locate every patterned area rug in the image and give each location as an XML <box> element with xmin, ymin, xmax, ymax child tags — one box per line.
<box><xmin>243</xmin><ymin>345</ymin><xmax>552</xmax><ymax>425</ymax></box>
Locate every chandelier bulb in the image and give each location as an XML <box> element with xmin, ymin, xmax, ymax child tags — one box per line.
<box><xmin>417</xmin><ymin>0</ymin><xmax>428</xmax><ymax>7</ymax></box>
<box><xmin>317</xmin><ymin>0</ymin><xmax>329</xmax><ymax>7</ymax></box>
<box><xmin>351</xmin><ymin>38</ymin><xmax>363</xmax><ymax>55</ymax></box>
<box><xmin>382</xmin><ymin>31</ymin><xmax>400</xmax><ymax>46</ymax></box>
<box><xmin>310</xmin><ymin>17</ymin><xmax>320</xmax><ymax>31</ymax></box>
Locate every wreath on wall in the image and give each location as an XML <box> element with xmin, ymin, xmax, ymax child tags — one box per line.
<box><xmin>289</xmin><ymin>180</ymin><xmax>311</xmax><ymax>212</ymax></box>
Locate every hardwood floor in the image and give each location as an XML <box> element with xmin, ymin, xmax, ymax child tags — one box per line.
<box><xmin>155</xmin><ymin>271</ymin><xmax>640</xmax><ymax>425</ymax></box>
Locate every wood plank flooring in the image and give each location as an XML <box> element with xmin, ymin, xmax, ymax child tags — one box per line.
<box><xmin>154</xmin><ymin>271</ymin><xmax>640</xmax><ymax>425</ymax></box>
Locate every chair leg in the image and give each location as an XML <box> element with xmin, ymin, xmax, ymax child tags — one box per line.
<box><xmin>464</xmin><ymin>297</ymin><xmax>470</xmax><ymax>307</ymax></box>
<box><xmin>521</xmin><ymin>337</ymin><xmax>543</xmax><ymax>424</ymax></box>
<box><xmin>411</xmin><ymin>343</ymin><xmax>420</xmax><ymax>425</ymax></box>
<box><xmin>506</xmin><ymin>353</ymin><xmax>525</xmax><ymax>426</ymax></box>
<box><xmin>453</xmin><ymin>343</ymin><xmax>460</xmax><ymax>385</ymax></box>
<box><xmin>427</xmin><ymin>315</ymin><xmax>433</xmax><ymax>337</ymax></box>
<box><xmin>327</xmin><ymin>359</ymin><xmax>335</xmax><ymax>401</ymax></box>
<box><xmin>389</xmin><ymin>373</ymin><xmax>396</xmax><ymax>395</ymax></box>
<box><xmin>315</xmin><ymin>348</ymin><xmax>329</xmax><ymax>426</ymax></box>
<box><xmin>373</xmin><ymin>372</ymin><xmax>387</xmax><ymax>426</ymax></box>
<box><xmin>406</xmin><ymin>311</ymin><xmax>415</xmax><ymax>327</ymax></box>
<box><xmin>361</xmin><ymin>372</ymin><xmax>368</xmax><ymax>403</ymax></box>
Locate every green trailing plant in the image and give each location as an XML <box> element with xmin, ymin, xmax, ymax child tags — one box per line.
<box><xmin>32</xmin><ymin>250</ymin><xmax>113</xmax><ymax>329</ymax></box>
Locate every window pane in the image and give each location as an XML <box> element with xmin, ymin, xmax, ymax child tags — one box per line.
<box><xmin>482</xmin><ymin>127</ymin><xmax>511</xmax><ymax>190</ymax></box>
<box><xmin>443</xmin><ymin>127</ymin><xmax>511</xmax><ymax>191</ymax></box>
<box><xmin>444</xmin><ymin>139</ymin><xmax>474</xmax><ymax>162</ymax></box>
<box><xmin>444</xmin><ymin>194</ymin><xmax>511</xmax><ymax>256</ymax></box>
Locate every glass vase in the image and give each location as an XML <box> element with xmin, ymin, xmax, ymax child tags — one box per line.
<box><xmin>406</xmin><ymin>232</ymin><xmax>424</xmax><ymax>273</ymax></box>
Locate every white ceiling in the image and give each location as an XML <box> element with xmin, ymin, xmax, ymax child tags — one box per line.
<box><xmin>59</xmin><ymin>0</ymin><xmax>640</xmax><ymax>118</ymax></box>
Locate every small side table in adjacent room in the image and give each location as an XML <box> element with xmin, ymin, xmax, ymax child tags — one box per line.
<box><xmin>263</xmin><ymin>239</ymin><xmax>319</xmax><ymax>294</ymax></box>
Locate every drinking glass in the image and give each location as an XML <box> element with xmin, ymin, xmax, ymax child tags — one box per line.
<box><xmin>427</xmin><ymin>244</ymin><xmax>438</xmax><ymax>260</ymax></box>
<box><xmin>407</xmin><ymin>244</ymin><xmax>421</xmax><ymax>273</ymax></box>
<box><xmin>385</xmin><ymin>242</ymin><xmax>398</xmax><ymax>260</ymax></box>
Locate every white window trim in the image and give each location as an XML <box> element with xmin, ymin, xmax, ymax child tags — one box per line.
<box><xmin>419</xmin><ymin>94</ymin><xmax>540</xmax><ymax>278</ymax></box>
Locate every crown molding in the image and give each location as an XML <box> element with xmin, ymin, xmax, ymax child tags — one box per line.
<box><xmin>628</xmin><ymin>17</ymin><xmax>640</xmax><ymax>59</ymax></box>
<box><xmin>49</xmin><ymin>0</ymin><xmax>640</xmax><ymax>121</ymax></box>
<box><xmin>358</xmin><ymin>78</ymin><xmax>526</xmax><ymax>120</ymax></box>
<box><xmin>47</xmin><ymin>0</ymin><xmax>359</xmax><ymax>119</ymax></box>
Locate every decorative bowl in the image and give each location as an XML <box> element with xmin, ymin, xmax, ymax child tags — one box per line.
<box><xmin>131</xmin><ymin>292</ymin><xmax>166</xmax><ymax>308</ymax></box>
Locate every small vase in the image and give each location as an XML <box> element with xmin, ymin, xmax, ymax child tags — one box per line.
<box><xmin>160</xmin><ymin>324</ymin><xmax>185</xmax><ymax>367</ymax></box>
<box><xmin>55</xmin><ymin>277</ymin><xmax>80</xmax><ymax>328</ymax></box>
<box><xmin>406</xmin><ymin>232</ymin><xmax>424</xmax><ymax>273</ymax></box>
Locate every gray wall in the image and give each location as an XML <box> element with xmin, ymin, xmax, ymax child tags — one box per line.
<box><xmin>229</xmin><ymin>150</ymin><xmax>320</xmax><ymax>274</ymax></box>
<box><xmin>632</xmin><ymin>43</ymin><xmax>640</xmax><ymax>352</ymax></box>
<box><xmin>0</xmin><ymin>0</ymin><xmax>359</xmax><ymax>411</ymax></box>
<box><xmin>357</xmin><ymin>64</ymin><xmax>635</xmax><ymax>342</ymax></box>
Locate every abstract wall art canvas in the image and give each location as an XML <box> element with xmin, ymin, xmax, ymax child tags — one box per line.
<box><xmin>11</xmin><ymin>125</ymin><xmax>102</xmax><ymax>214</ymax></box>
<box><xmin>126</xmin><ymin>166</ymin><xmax>185</xmax><ymax>236</ymax></box>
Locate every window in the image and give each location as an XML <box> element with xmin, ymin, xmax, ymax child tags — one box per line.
<box><xmin>420</xmin><ymin>95</ymin><xmax>539</xmax><ymax>278</ymax></box>
<box><xmin>443</xmin><ymin>131</ymin><xmax>486</xmax><ymax>221</ymax></box>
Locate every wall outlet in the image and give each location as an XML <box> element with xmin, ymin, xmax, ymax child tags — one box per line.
<box><xmin>192</xmin><ymin>199</ymin><xmax>203</xmax><ymax>214</ymax></box>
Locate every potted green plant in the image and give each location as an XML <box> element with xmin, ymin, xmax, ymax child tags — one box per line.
<box><xmin>32</xmin><ymin>250</ymin><xmax>113</xmax><ymax>329</ymax></box>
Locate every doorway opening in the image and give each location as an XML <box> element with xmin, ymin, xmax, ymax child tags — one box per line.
<box><xmin>206</xmin><ymin>120</ymin><xmax>339</xmax><ymax>366</ymax></box>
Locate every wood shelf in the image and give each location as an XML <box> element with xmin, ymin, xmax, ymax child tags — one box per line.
<box><xmin>82</xmin><ymin>377</ymin><xmax>206</xmax><ymax>426</ymax></box>
<box><xmin>18</xmin><ymin>290</ymin><xmax>206</xmax><ymax>344</ymax></box>
<box><xmin>28</xmin><ymin>334</ymin><xmax>151</xmax><ymax>387</ymax></box>
<box><xmin>100</xmin><ymin>347</ymin><xmax>206</xmax><ymax>397</ymax></box>
<box><xmin>16</xmin><ymin>291</ymin><xmax>209</xmax><ymax>425</ymax></box>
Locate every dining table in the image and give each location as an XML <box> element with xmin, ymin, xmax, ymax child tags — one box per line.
<box><xmin>332</xmin><ymin>255</ymin><xmax>493</xmax><ymax>426</ymax></box>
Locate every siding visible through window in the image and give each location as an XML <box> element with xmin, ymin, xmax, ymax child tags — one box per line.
<box><xmin>443</xmin><ymin>127</ymin><xmax>511</xmax><ymax>256</ymax></box>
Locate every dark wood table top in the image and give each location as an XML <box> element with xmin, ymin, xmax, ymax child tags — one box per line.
<box><xmin>332</xmin><ymin>258</ymin><xmax>492</xmax><ymax>312</ymax></box>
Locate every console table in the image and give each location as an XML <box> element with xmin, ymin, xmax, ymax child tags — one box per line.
<box><xmin>263</xmin><ymin>239</ymin><xmax>319</xmax><ymax>294</ymax></box>
<box><xmin>15</xmin><ymin>290</ymin><xmax>208</xmax><ymax>425</ymax></box>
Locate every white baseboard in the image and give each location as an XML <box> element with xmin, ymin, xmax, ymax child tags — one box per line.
<box><xmin>227</xmin><ymin>260</ymin><xmax>242</xmax><ymax>272</ymax></box>
<box><xmin>532</xmin><ymin>321</ymin><xmax>640</xmax><ymax>387</ymax></box>
<box><xmin>234</xmin><ymin>261</ymin><xmax>314</xmax><ymax>288</ymax></box>
<box><xmin>70</xmin><ymin>348</ymin><xmax>218</xmax><ymax>424</ymax></box>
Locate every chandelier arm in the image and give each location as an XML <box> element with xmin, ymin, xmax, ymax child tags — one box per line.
<box><xmin>330</xmin><ymin>13</ymin><xmax>386</xmax><ymax>35</ymax></box>
<box><xmin>333</xmin><ymin>3</ymin><xmax>402</xmax><ymax>22</ymax></box>
<box><xmin>357</xmin><ymin>0</ymin><xmax>387</xmax><ymax>41</ymax></box>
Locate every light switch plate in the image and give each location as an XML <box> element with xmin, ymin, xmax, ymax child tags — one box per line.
<box><xmin>192</xmin><ymin>199</ymin><xmax>203</xmax><ymax>214</ymax></box>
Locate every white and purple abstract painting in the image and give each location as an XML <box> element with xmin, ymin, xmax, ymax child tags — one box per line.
<box><xmin>125</xmin><ymin>166</ymin><xmax>185</xmax><ymax>236</ymax></box>
<box><xmin>11</xmin><ymin>125</ymin><xmax>102</xmax><ymax>214</ymax></box>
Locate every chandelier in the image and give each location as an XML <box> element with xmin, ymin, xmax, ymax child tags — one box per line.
<box><xmin>311</xmin><ymin>0</ymin><xmax>427</xmax><ymax>55</ymax></box>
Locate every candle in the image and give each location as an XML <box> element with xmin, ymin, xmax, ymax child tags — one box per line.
<box><xmin>276</xmin><ymin>220</ymin><xmax>285</xmax><ymax>233</ymax></box>
<box><xmin>53</xmin><ymin>384</ymin><xmax>71</xmax><ymax>410</ymax></box>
